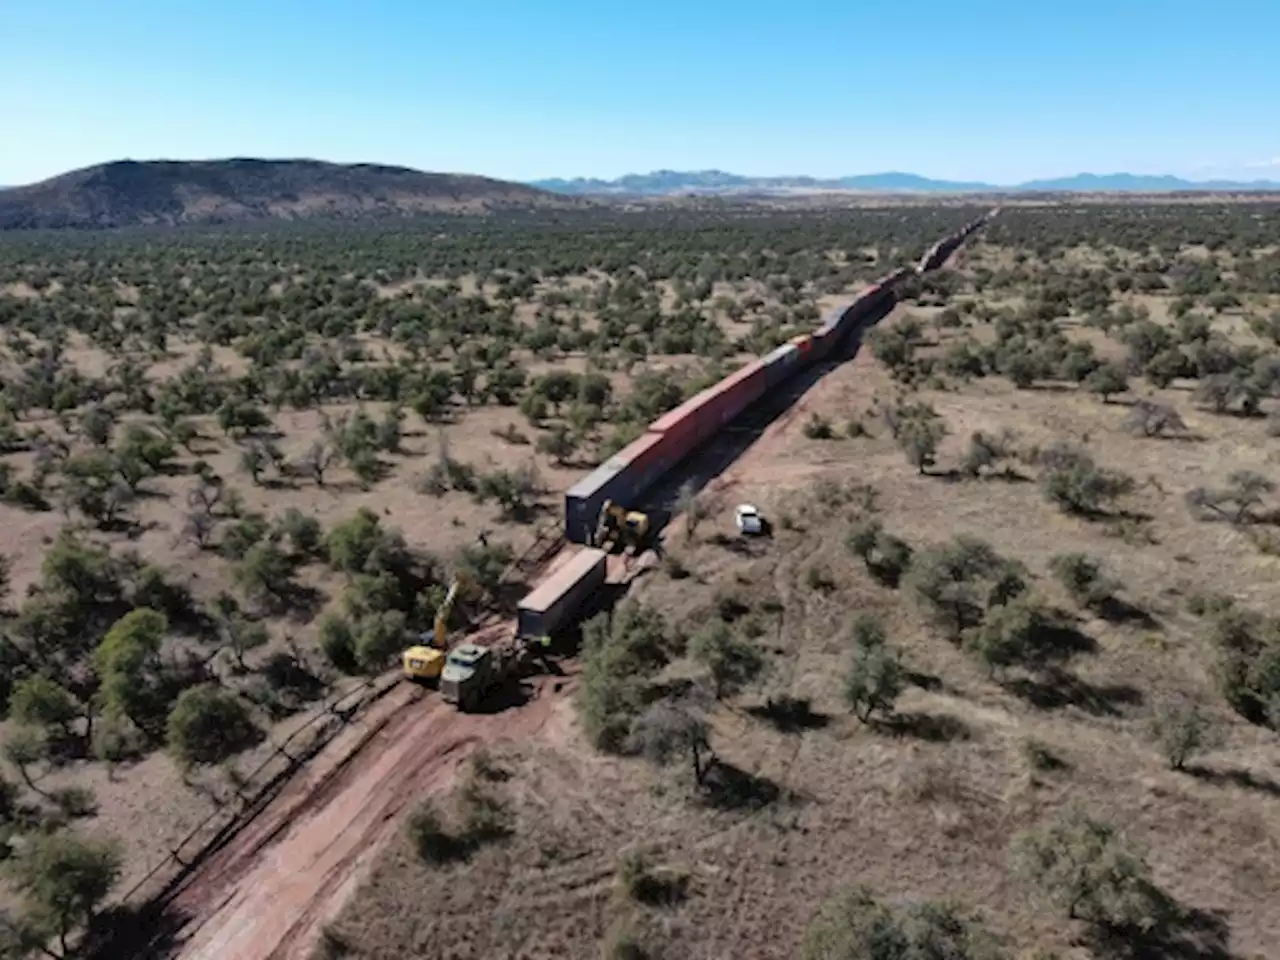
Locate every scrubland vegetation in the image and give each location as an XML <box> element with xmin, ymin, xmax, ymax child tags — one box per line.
<box><xmin>2</xmin><ymin>200</ymin><xmax>1279</xmax><ymax>959</ymax></box>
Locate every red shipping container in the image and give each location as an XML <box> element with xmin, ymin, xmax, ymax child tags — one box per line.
<box><xmin>650</xmin><ymin>392</ymin><xmax>707</xmax><ymax>436</ymax></box>
<box><xmin>612</xmin><ymin>431</ymin><xmax>665</xmax><ymax>471</ymax></box>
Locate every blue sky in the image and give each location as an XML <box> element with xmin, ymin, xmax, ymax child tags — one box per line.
<box><xmin>3</xmin><ymin>0</ymin><xmax>1278</xmax><ymax>186</ymax></box>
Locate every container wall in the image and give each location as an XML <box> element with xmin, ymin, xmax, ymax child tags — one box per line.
<box><xmin>762</xmin><ymin>342</ymin><xmax>801</xmax><ymax>388</ymax></box>
<box><xmin>565</xmin><ymin>461</ymin><xmax>636</xmax><ymax>544</ymax></box>
<box><xmin>517</xmin><ymin>547</ymin><xmax>608</xmax><ymax>637</ymax></box>
<box><xmin>612</xmin><ymin>432</ymin><xmax>665</xmax><ymax>473</ymax></box>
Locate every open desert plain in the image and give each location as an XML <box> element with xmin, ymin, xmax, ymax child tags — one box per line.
<box><xmin>0</xmin><ymin>195</ymin><xmax>1278</xmax><ymax>960</ymax></box>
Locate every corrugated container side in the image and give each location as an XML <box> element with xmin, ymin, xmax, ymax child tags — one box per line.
<box><xmin>612</xmin><ymin>432</ymin><xmax>665</xmax><ymax>471</ymax></box>
<box><xmin>564</xmin><ymin>461</ymin><xmax>637</xmax><ymax>544</ymax></box>
<box><xmin>810</xmin><ymin>327</ymin><xmax>833</xmax><ymax>361</ymax></box>
<box><xmin>762</xmin><ymin>342</ymin><xmax>801</xmax><ymax>388</ymax></box>
<box><xmin>650</xmin><ymin>392</ymin><xmax>710</xmax><ymax>436</ymax></box>
<box><xmin>517</xmin><ymin>546</ymin><xmax>607</xmax><ymax>637</ymax></box>
<box><xmin>703</xmin><ymin>367</ymin><xmax>764</xmax><ymax>429</ymax></box>
<box><xmin>646</xmin><ymin>413</ymin><xmax>702</xmax><ymax>466</ymax></box>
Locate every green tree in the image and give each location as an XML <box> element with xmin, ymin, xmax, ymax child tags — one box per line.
<box><xmin>801</xmin><ymin>885</ymin><xmax>1006</xmax><ymax>960</ymax></box>
<box><xmin>1149</xmin><ymin>700</ymin><xmax>1220</xmax><ymax>771</ymax></box>
<box><xmin>1010</xmin><ymin>807</ymin><xmax>1162</xmax><ymax>930</ymax></box>
<box><xmin>166</xmin><ymin>684</ymin><xmax>261</xmax><ymax>768</ymax></box>
<box><xmin>8</xmin><ymin>675</ymin><xmax>81</xmax><ymax>744</ymax></box>
<box><xmin>535</xmin><ymin>424</ymin><xmax>577</xmax><ymax>465</ymax></box>
<box><xmin>903</xmin><ymin>536</ymin><xmax>1025</xmax><ymax>640</ymax></box>
<box><xmin>1049</xmin><ymin>553</ymin><xmax>1119</xmax><ymax>610</ymax></box>
<box><xmin>1084</xmin><ymin>362</ymin><xmax>1129</xmax><ymax>402</ymax></box>
<box><xmin>232</xmin><ymin>542</ymin><xmax>296</xmax><ymax>606</ymax></box>
<box><xmin>688</xmin><ymin>622</ymin><xmax>764</xmax><ymax>699</ymax></box>
<box><xmin>844</xmin><ymin>643</ymin><xmax>903</xmax><ymax>722</ymax></box>
<box><xmin>7</xmin><ymin>830</ymin><xmax>122</xmax><ymax>955</ymax></box>
<box><xmin>92</xmin><ymin>608</ymin><xmax>168</xmax><ymax>738</ymax></box>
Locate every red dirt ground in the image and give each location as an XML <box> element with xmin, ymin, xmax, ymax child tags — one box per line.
<box><xmin>166</xmin><ymin>661</ymin><xmax>574</xmax><ymax>960</ymax></box>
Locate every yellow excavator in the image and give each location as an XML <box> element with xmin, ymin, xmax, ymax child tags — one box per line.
<box><xmin>595</xmin><ymin>499</ymin><xmax>650</xmax><ymax>554</ymax></box>
<box><xmin>401</xmin><ymin>571</ymin><xmax>478</xmax><ymax>684</ymax></box>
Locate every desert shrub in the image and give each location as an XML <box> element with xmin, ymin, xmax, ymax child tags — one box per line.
<box><xmin>800</xmin><ymin>885</ymin><xmax>1006</xmax><ymax>960</ymax></box>
<box><xmin>7</xmin><ymin>829</ymin><xmax>123</xmax><ymax>953</ymax></box>
<box><xmin>627</xmin><ymin>692</ymin><xmax>713</xmax><ymax>786</ymax></box>
<box><xmin>1011</xmin><ymin>808</ymin><xmax>1164</xmax><ymax>930</ymax></box>
<box><xmin>1122</xmin><ymin>399</ymin><xmax>1187</xmax><ymax>437</ymax></box>
<box><xmin>166</xmin><ymin>684</ymin><xmax>262</xmax><ymax>768</ymax></box>
<box><xmin>903</xmin><ymin>536</ymin><xmax>1026</xmax><ymax>640</ymax></box>
<box><xmin>1048</xmin><ymin>553</ymin><xmax>1119</xmax><ymax>610</ymax></box>
<box><xmin>886</xmin><ymin>401</ymin><xmax>948</xmax><ymax>473</ymax></box>
<box><xmin>960</xmin><ymin>429</ymin><xmax>1017</xmax><ymax>478</ymax></box>
<box><xmin>850</xmin><ymin>612</ymin><xmax>887</xmax><ymax>650</ymax></box>
<box><xmin>1185</xmin><ymin>471</ymin><xmax>1274</xmax><ymax>525</ymax></box>
<box><xmin>616</xmin><ymin>847</ymin><xmax>689</xmax><ymax>907</ymax></box>
<box><xmin>963</xmin><ymin>594</ymin><xmax>1060</xmax><ymax>677</ymax></box>
<box><xmin>844</xmin><ymin>641</ymin><xmax>903</xmax><ymax>723</ymax></box>
<box><xmin>688</xmin><ymin>621</ymin><xmax>765</xmax><ymax>698</ymax></box>
<box><xmin>1149</xmin><ymin>700</ymin><xmax>1220</xmax><ymax>771</ymax></box>
<box><xmin>317</xmin><ymin>614</ymin><xmax>359</xmax><ymax>674</ymax></box>
<box><xmin>845</xmin><ymin>519</ymin><xmax>913</xmax><ymax>586</ymax></box>
<box><xmin>1037</xmin><ymin>444</ymin><xmax>1135</xmax><ymax>516</ymax></box>
<box><xmin>577</xmin><ymin>603</ymin><xmax>672</xmax><ymax>752</ymax></box>
<box><xmin>1084</xmin><ymin>362</ymin><xmax>1129</xmax><ymax>402</ymax></box>
<box><xmin>802</xmin><ymin>413</ymin><xmax>835</xmax><ymax>439</ymax></box>
<box><xmin>408</xmin><ymin>800</ymin><xmax>464</xmax><ymax>865</ymax></box>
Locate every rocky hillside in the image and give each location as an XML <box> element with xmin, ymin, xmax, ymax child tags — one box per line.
<box><xmin>0</xmin><ymin>158</ymin><xmax>582</xmax><ymax>229</ymax></box>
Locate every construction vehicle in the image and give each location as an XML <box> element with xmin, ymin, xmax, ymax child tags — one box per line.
<box><xmin>439</xmin><ymin>635</ymin><xmax>549</xmax><ymax>711</ymax></box>
<box><xmin>595</xmin><ymin>499</ymin><xmax>650</xmax><ymax>554</ymax></box>
<box><xmin>400</xmin><ymin>571</ymin><xmax>479</xmax><ymax>683</ymax></box>
<box><xmin>401</xmin><ymin>636</ymin><xmax>445</xmax><ymax>685</ymax></box>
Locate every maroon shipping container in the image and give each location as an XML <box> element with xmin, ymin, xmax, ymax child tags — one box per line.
<box><xmin>612</xmin><ymin>431</ymin><xmax>664</xmax><ymax>470</ymax></box>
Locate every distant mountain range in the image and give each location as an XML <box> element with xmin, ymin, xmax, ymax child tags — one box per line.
<box><xmin>530</xmin><ymin>169</ymin><xmax>1280</xmax><ymax>196</ymax></box>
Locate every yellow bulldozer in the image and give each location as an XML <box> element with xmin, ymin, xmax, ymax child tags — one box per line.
<box><xmin>595</xmin><ymin>499</ymin><xmax>650</xmax><ymax>554</ymax></box>
<box><xmin>401</xmin><ymin>570</ymin><xmax>480</xmax><ymax>684</ymax></box>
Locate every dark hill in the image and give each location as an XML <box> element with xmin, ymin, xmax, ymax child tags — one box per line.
<box><xmin>0</xmin><ymin>158</ymin><xmax>582</xmax><ymax>229</ymax></box>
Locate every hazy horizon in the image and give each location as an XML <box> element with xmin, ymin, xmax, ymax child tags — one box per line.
<box><xmin>3</xmin><ymin>0</ymin><xmax>1279</xmax><ymax>187</ymax></box>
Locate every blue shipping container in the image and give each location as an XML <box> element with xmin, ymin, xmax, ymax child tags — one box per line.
<box><xmin>564</xmin><ymin>461</ymin><xmax>637</xmax><ymax>545</ymax></box>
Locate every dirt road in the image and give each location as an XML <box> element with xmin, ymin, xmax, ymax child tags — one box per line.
<box><xmin>165</xmin><ymin>666</ymin><xmax>569</xmax><ymax>960</ymax></box>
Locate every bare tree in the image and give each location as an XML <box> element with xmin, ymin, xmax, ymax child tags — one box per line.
<box><xmin>1186</xmin><ymin>471</ymin><xmax>1274</xmax><ymax>525</ymax></box>
<box><xmin>1123</xmin><ymin>399</ymin><xmax>1188</xmax><ymax>438</ymax></box>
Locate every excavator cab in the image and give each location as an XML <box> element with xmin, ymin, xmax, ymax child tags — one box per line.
<box><xmin>402</xmin><ymin>570</ymin><xmax>480</xmax><ymax>683</ymax></box>
<box><xmin>402</xmin><ymin>641</ymin><xmax>445</xmax><ymax>685</ymax></box>
<box><xmin>596</xmin><ymin>499</ymin><xmax>650</xmax><ymax>554</ymax></box>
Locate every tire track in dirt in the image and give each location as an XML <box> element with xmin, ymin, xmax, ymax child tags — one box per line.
<box><xmin>165</xmin><ymin>674</ymin><xmax>565</xmax><ymax>960</ymax></box>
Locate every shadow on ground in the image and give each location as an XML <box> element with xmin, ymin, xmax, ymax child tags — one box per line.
<box><xmin>1005</xmin><ymin>668</ymin><xmax>1144</xmax><ymax>717</ymax></box>
<box><xmin>1087</xmin><ymin>900</ymin><xmax>1235</xmax><ymax>960</ymax></box>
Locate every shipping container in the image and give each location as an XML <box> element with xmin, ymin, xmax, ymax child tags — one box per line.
<box><xmin>762</xmin><ymin>342</ymin><xmax>801</xmax><ymax>388</ymax></box>
<box><xmin>615</xmin><ymin>430</ymin><xmax>686</xmax><ymax>496</ymax></box>
<box><xmin>809</xmin><ymin>326</ymin><xmax>834</xmax><ymax>361</ymax></box>
<box><xmin>516</xmin><ymin>546</ymin><xmax>608</xmax><ymax>638</ymax></box>
<box><xmin>791</xmin><ymin>334</ymin><xmax>813</xmax><ymax>355</ymax></box>
<box><xmin>565</xmin><ymin>461</ymin><xmax>636</xmax><ymax>545</ymax></box>
<box><xmin>817</xmin><ymin>306</ymin><xmax>845</xmax><ymax>337</ymax></box>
